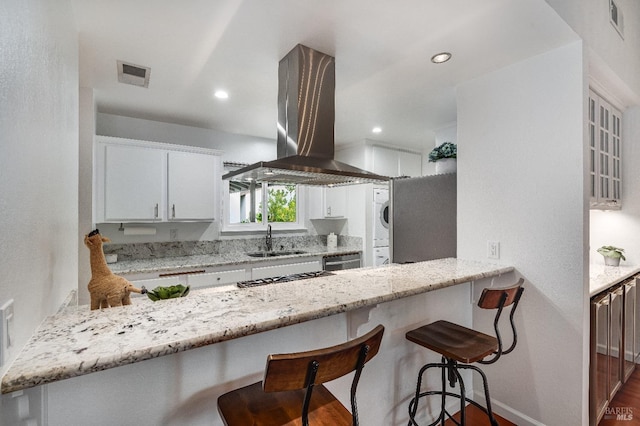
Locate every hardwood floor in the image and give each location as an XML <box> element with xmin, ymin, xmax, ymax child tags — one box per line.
<box><xmin>443</xmin><ymin>404</ymin><xmax>516</xmax><ymax>426</ymax></box>
<box><xmin>599</xmin><ymin>367</ymin><xmax>640</xmax><ymax>426</ymax></box>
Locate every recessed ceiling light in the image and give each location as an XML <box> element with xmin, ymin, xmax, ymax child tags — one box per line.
<box><xmin>431</xmin><ymin>52</ymin><xmax>452</xmax><ymax>64</ymax></box>
<box><xmin>214</xmin><ymin>90</ymin><xmax>229</xmax><ymax>99</ymax></box>
<box><xmin>372</xmin><ymin>127</ymin><xmax>382</xmax><ymax>134</ymax></box>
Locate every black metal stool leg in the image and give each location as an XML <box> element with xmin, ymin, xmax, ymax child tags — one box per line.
<box><xmin>408</xmin><ymin>360</ymin><xmax>449</xmax><ymax>426</ymax></box>
<box><xmin>409</xmin><ymin>358</ymin><xmax>503</xmax><ymax>426</ymax></box>
<box><xmin>409</xmin><ymin>357</ymin><xmax>470</xmax><ymax>426</ymax></box>
<box><xmin>457</xmin><ymin>364</ymin><xmax>500</xmax><ymax>426</ymax></box>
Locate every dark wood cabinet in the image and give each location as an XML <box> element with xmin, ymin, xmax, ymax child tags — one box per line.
<box><xmin>590</xmin><ymin>277</ymin><xmax>638</xmax><ymax>425</ymax></box>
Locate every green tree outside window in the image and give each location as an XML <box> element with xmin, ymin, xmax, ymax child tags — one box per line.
<box><xmin>256</xmin><ymin>185</ymin><xmax>296</xmax><ymax>223</ymax></box>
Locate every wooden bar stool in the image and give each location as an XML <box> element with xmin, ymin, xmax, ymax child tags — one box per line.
<box><xmin>217</xmin><ymin>324</ymin><xmax>384</xmax><ymax>426</ymax></box>
<box><xmin>405</xmin><ymin>279</ymin><xmax>524</xmax><ymax>426</ymax></box>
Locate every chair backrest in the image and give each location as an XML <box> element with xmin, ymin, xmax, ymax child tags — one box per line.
<box><xmin>476</xmin><ymin>278</ymin><xmax>524</xmax><ymax>364</ymax></box>
<box><xmin>263</xmin><ymin>324</ymin><xmax>385</xmax><ymax>392</ymax></box>
<box><xmin>477</xmin><ymin>279</ymin><xmax>524</xmax><ymax>310</ymax></box>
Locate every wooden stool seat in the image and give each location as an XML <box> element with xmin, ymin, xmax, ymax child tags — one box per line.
<box><xmin>405</xmin><ymin>279</ymin><xmax>524</xmax><ymax>426</ymax></box>
<box><xmin>406</xmin><ymin>320</ymin><xmax>498</xmax><ymax>364</ymax></box>
<box><xmin>218</xmin><ymin>381</ymin><xmax>351</xmax><ymax>425</ymax></box>
<box><xmin>217</xmin><ymin>324</ymin><xmax>385</xmax><ymax>426</ymax></box>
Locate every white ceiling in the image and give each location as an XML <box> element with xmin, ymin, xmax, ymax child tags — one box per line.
<box><xmin>72</xmin><ymin>0</ymin><xmax>578</xmax><ymax>150</ymax></box>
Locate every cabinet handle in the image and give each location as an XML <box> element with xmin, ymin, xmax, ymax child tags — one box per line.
<box><xmin>172</xmin><ymin>204</ymin><xmax>176</xmax><ymax>219</ymax></box>
<box><xmin>159</xmin><ymin>269</ymin><xmax>205</xmax><ymax>277</ymax></box>
<box><xmin>154</xmin><ymin>203</ymin><xmax>159</xmax><ymax>218</ymax></box>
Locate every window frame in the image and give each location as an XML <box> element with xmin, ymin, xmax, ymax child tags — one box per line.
<box><xmin>221</xmin><ymin>177</ymin><xmax>307</xmax><ymax>233</ymax></box>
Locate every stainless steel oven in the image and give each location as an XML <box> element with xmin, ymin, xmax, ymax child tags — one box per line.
<box><xmin>322</xmin><ymin>252</ymin><xmax>361</xmax><ymax>271</ymax></box>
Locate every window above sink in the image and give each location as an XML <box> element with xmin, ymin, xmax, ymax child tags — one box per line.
<box><xmin>222</xmin><ymin>163</ymin><xmax>308</xmax><ymax>233</ymax></box>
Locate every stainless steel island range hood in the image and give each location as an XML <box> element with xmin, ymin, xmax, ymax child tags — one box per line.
<box><xmin>223</xmin><ymin>44</ymin><xmax>389</xmax><ymax>186</ymax></box>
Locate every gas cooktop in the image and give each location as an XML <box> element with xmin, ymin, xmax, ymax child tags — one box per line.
<box><xmin>237</xmin><ymin>270</ymin><xmax>334</xmax><ymax>288</ymax></box>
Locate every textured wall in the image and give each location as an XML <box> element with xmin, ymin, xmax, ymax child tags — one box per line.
<box><xmin>0</xmin><ymin>0</ymin><xmax>79</xmax><ymax>379</ymax></box>
<box><xmin>457</xmin><ymin>42</ymin><xmax>587</xmax><ymax>424</ymax></box>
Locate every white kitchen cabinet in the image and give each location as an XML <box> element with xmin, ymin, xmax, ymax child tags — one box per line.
<box><xmin>323</xmin><ymin>186</ymin><xmax>347</xmax><ymax>217</ymax></box>
<box><xmin>251</xmin><ymin>260</ymin><xmax>323</xmax><ymax>280</ymax></box>
<box><xmin>186</xmin><ymin>269</ymin><xmax>247</xmax><ymax>289</ymax></box>
<box><xmin>308</xmin><ymin>186</ymin><xmax>347</xmax><ymax>219</ymax></box>
<box><xmin>167</xmin><ymin>151</ymin><xmax>217</xmax><ymax>220</ymax></box>
<box><xmin>104</xmin><ymin>144</ymin><xmax>165</xmax><ymax>221</ymax></box>
<box><xmin>371</xmin><ymin>145</ymin><xmax>422</xmax><ymax>177</ymax></box>
<box><xmin>589</xmin><ymin>89</ymin><xmax>622</xmax><ymax>210</ymax></box>
<box><xmin>372</xmin><ymin>146</ymin><xmax>400</xmax><ymax>177</ymax></box>
<box><xmin>94</xmin><ymin>136</ymin><xmax>222</xmax><ymax>223</ymax></box>
<box><xmin>398</xmin><ymin>150</ymin><xmax>423</xmax><ymax>177</ymax></box>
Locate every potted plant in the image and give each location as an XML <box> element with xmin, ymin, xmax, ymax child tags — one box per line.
<box><xmin>428</xmin><ymin>142</ymin><xmax>457</xmax><ymax>174</ymax></box>
<box><xmin>597</xmin><ymin>245</ymin><xmax>626</xmax><ymax>266</ymax></box>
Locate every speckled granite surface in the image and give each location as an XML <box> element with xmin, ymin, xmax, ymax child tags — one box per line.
<box><xmin>1</xmin><ymin>258</ymin><xmax>513</xmax><ymax>394</ymax></box>
<box><xmin>589</xmin><ymin>264</ymin><xmax>640</xmax><ymax>296</ymax></box>
<box><xmin>106</xmin><ymin>237</ymin><xmax>362</xmax><ymax>275</ymax></box>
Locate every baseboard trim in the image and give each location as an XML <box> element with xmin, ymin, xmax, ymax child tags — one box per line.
<box><xmin>473</xmin><ymin>391</ymin><xmax>546</xmax><ymax>426</ymax></box>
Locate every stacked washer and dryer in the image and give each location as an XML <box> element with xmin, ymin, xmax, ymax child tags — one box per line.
<box><xmin>372</xmin><ymin>187</ymin><xmax>390</xmax><ymax>266</ymax></box>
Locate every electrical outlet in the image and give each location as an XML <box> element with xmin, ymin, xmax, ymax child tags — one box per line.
<box><xmin>170</xmin><ymin>229</ymin><xmax>178</xmax><ymax>240</ymax></box>
<box><xmin>487</xmin><ymin>241</ymin><xmax>500</xmax><ymax>259</ymax></box>
<box><xmin>0</xmin><ymin>299</ymin><xmax>15</xmax><ymax>367</ymax></box>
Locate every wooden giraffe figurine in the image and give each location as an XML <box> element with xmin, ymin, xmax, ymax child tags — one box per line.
<box><xmin>84</xmin><ymin>229</ymin><xmax>146</xmax><ymax>310</ymax></box>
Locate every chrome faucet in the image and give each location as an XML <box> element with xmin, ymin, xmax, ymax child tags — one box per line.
<box><xmin>265</xmin><ymin>224</ymin><xmax>273</xmax><ymax>252</ymax></box>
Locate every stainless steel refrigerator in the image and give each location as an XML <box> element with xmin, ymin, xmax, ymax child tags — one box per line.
<box><xmin>390</xmin><ymin>173</ymin><xmax>456</xmax><ymax>263</ymax></box>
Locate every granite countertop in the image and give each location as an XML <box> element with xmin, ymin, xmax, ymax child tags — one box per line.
<box><xmin>589</xmin><ymin>264</ymin><xmax>640</xmax><ymax>296</ymax></box>
<box><xmin>1</xmin><ymin>258</ymin><xmax>513</xmax><ymax>394</ymax></box>
<box><xmin>109</xmin><ymin>248</ymin><xmax>361</xmax><ymax>275</ymax></box>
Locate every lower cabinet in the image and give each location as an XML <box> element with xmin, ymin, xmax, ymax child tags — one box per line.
<box><xmin>124</xmin><ymin>257</ymin><xmax>324</xmax><ymax>292</ymax></box>
<box><xmin>251</xmin><ymin>260</ymin><xmax>323</xmax><ymax>280</ymax></box>
<box><xmin>186</xmin><ymin>269</ymin><xmax>247</xmax><ymax>289</ymax></box>
<box><xmin>590</xmin><ymin>277</ymin><xmax>638</xmax><ymax>425</ymax></box>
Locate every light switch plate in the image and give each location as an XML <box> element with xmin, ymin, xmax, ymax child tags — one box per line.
<box><xmin>487</xmin><ymin>241</ymin><xmax>500</xmax><ymax>259</ymax></box>
<box><xmin>0</xmin><ymin>299</ymin><xmax>15</xmax><ymax>367</ymax></box>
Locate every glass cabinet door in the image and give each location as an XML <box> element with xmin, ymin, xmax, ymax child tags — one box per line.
<box><xmin>623</xmin><ymin>279</ymin><xmax>636</xmax><ymax>382</ymax></box>
<box><xmin>609</xmin><ymin>286</ymin><xmax>623</xmax><ymax>400</ymax></box>
<box><xmin>591</xmin><ymin>292</ymin><xmax>610</xmax><ymax>425</ymax></box>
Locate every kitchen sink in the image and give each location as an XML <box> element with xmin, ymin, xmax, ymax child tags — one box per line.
<box><xmin>246</xmin><ymin>250</ymin><xmax>307</xmax><ymax>257</ymax></box>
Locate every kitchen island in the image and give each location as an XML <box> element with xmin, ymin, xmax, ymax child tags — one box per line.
<box><xmin>2</xmin><ymin>258</ymin><xmax>514</xmax><ymax>426</ymax></box>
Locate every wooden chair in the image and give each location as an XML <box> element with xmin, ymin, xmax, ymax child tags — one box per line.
<box><xmin>405</xmin><ymin>279</ymin><xmax>524</xmax><ymax>426</ymax></box>
<box><xmin>217</xmin><ymin>324</ymin><xmax>385</xmax><ymax>426</ymax></box>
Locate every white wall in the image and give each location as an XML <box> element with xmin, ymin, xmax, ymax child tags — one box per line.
<box><xmin>78</xmin><ymin>88</ymin><xmax>96</xmax><ymax>305</ymax></box>
<box><xmin>0</xmin><ymin>0</ymin><xmax>78</xmax><ymax>374</ymax></box>
<box><xmin>0</xmin><ymin>1</ymin><xmax>79</xmax><ymax>423</ymax></box>
<box><xmin>546</xmin><ymin>0</ymin><xmax>640</xmax><ymax>99</ymax></box>
<box><xmin>457</xmin><ymin>42</ymin><xmax>587</xmax><ymax>424</ymax></box>
<box><xmin>97</xmin><ymin>113</ymin><xmax>276</xmax><ymax>164</ymax></box>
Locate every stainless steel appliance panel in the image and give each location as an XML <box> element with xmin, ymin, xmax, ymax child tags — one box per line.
<box><xmin>390</xmin><ymin>174</ymin><xmax>456</xmax><ymax>264</ymax></box>
<box><xmin>322</xmin><ymin>253</ymin><xmax>361</xmax><ymax>271</ymax></box>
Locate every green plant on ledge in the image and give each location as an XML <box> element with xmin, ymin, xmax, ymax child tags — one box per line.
<box><xmin>597</xmin><ymin>246</ymin><xmax>626</xmax><ymax>266</ymax></box>
<box><xmin>428</xmin><ymin>142</ymin><xmax>457</xmax><ymax>162</ymax></box>
<box><xmin>597</xmin><ymin>245</ymin><xmax>626</xmax><ymax>260</ymax></box>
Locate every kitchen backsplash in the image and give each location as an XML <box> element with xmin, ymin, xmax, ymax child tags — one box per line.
<box><xmin>103</xmin><ymin>235</ymin><xmax>362</xmax><ymax>260</ymax></box>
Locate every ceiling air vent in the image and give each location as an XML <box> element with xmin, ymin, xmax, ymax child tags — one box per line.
<box><xmin>610</xmin><ymin>0</ymin><xmax>624</xmax><ymax>38</ymax></box>
<box><xmin>117</xmin><ymin>60</ymin><xmax>151</xmax><ymax>88</ymax></box>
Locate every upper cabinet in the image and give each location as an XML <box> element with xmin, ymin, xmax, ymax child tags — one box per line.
<box><xmin>336</xmin><ymin>142</ymin><xmax>422</xmax><ymax>179</ymax></box>
<box><xmin>371</xmin><ymin>146</ymin><xmax>422</xmax><ymax>178</ymax></box>
<box><xmin>94</xmin><ymin>136</ymin><xmax>222</xmax><ymax>223</ymax></box>
<box><xmin>167</xmin><ymin>151</ymin><xmax>218</xmax><ymax>220</ymax></box>
<box><xmin>589</xmin><ymin>90</ymin><xmax>622</xmax><ymax>210</ymax></box>
<box><xmin>323</xmin><ymin>186</ymin><xmax>347</xmax><ymax>217</ymax></box>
